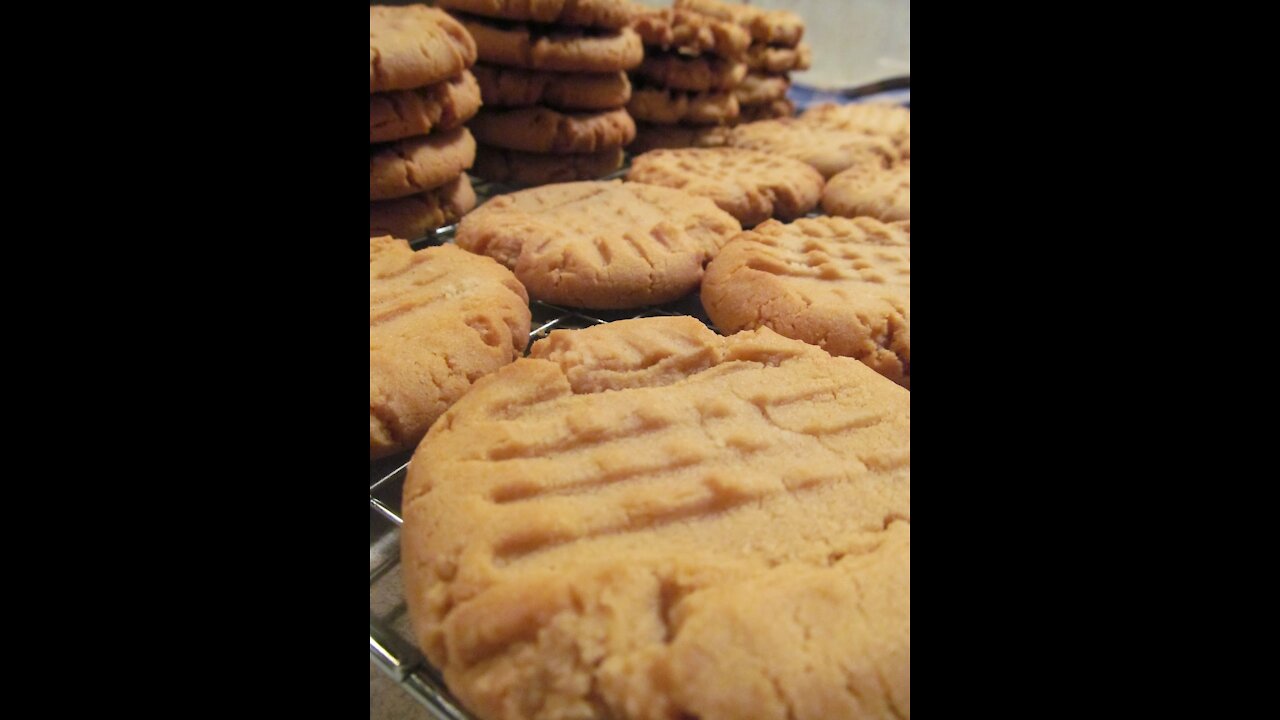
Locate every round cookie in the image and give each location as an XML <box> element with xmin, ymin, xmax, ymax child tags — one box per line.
<box><xmin>370</xmin><ymin>5</ymin><xmax>477</xmax><ymax>93</ymax></box>
<box><xmin>369</xmin><ymin>70</ymin><xmax>482</xmax><ymax>144</ymax></box>
<box><xmin>473</xmin><ymin>64</ymin><xmax>631</xmax><ymax>109</ymax></box>
<box><xmin>633</xmin><ymin>51</ymin><xmax>747</xmax><ymax>91</ymax></box>
<box><xmin>745</xmin><ymin>42</ymin><xmax>812</xmax><ymax>73</ymax></box>
<box><xmin>730</xmin><ymin>118</ymin><xmax>898</xmax><ymax>178</ymax></box>
<box><xmin>436</xmin><ymin>0</ymin><xmax>633</xmax><ymax>29</ymax></box>
<box><xmin>369</xmin><ymin>174</ymin><xmax>478</xmax><ymax>240</ymax></box>
<box><xmin>370</xmin><ymin>127</ymin><xmax>477</xmax><ymax>201</ymax></box>
<box><xmin>472</xmin><ymin>145</ymin><xmax>623</xmax><ymax>186</ymax></box>
<box><xmin>734</xmin><ymin>71</ymin><xmax>789</xmax><ymax>106</ymax></box>
<box><xmin>628</xmin><ymin>147</ymin><xmax>824</xmax><ymax>227</ymax></box>
<box><xmin>627</xmin><ymin>87</ymin><xmax>739</xmax><ymax>126</ymax></box>
<box><xmin>455</xmin><ymin>180</ymin><xmax>741</xmax><ymax>308</ymax></box>
<box><xmin>369</xmin><ymin>238</ymin><xmax>531</xmax><ymax>460</ymax></box>
<box><xmin>469</xmin><ymin>106</ymin><xmax>635</xmax><ymax>153</ymax></box>
<box><xmin>630</xmin><ymin>7</ymin><xmax>751</xmax><ymax>59</ymax></box>
<box><xmin>401</xmin><ymin>316</ymin><xmax>910</xmax><ymax>720</ymax></box>
<box><xmin>702</xmin><ymin>216</ymin><xmax>910</xmax><ymax>387</ymax></box>
<box><xmin>629</xmin><ymin>122</ymin><xmax>732</xmax><ymax>153</ymax></box>
<box><xmin>460</xmin><ymin>15</ymin><xmax>643</xmax><ymax>72</ymax></box>
<box><xmin>822</xmin><ymin>161</ymin><xmax>910</xmax><ymax>222</ymax></box>
<box><xmin>675</xmin><ymin>0</ymin><xmax>805</xmax><ymax>47</ymax></box>
<box><xmin>735</xmin><ymin>96</ymin><xmax>795</xmax><ymax>122</ymax></box>
<box><xmin>801</xmin><ymin>102</ymin><xmax>911</xmax><ymax>158</ymax></box>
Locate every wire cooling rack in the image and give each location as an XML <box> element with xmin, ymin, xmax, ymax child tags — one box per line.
<box><xmin>370</xmin><ymin>168</ymin><xmax>719</xmax><ymax>720</ymax></box>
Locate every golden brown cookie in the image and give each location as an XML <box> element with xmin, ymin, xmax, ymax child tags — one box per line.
<box><xmin>370</xmin><ymin>5</ymin><xmax>478</xmax><ymax>93</ymax></box>
<box><xmin>628</xmin><ymin>147</ymin><xmax>823</xmax><ymax>227</ymax></box>
<box><xmin>369</xmin><ymin>174</ymin><xmax>478</xmax><ymax>239</ymax></box>
<box><xmin>822</xmin><ymin>161</ymin><xmax>910</xmax><ymax>222</ymax></box>
<box><xmin>472</xmin><ymin>64</ymin><xmax>631</xmax><ymax>109</ymax></box>
<box><xmin>745</xmin><ymin>42</ymin><xmax>812</xmax><ymax>73</ymax></box>
<box><xmin>460</xmin><ymin>14</ymin><xmax>643</xmax><ymax>72</ymax></box>
<box><xmin>369</xmin><ymin>70</ymin><xmax>482</xmax><ymax>144</ymax></box>
<box><xmin>472</xmin><ymin>145</ymin><xmax>623</xmax><ymax>186</ymax></box>
<box><xmin>370</xmin><ymin>127</ymin><xmax>477</xmax><ymax>201</ymax></box>
<box><xmin>675</xmin><ymin>0</ymin><xmax>805</xmax><ymax>47</ymax></box>
<box><xmin>437</xmin><ymin>0</ymin><xmax>633</xmax><ymax>29</ymax></box>
<box><xmin>734</xmin><ymin>96</ymin><xmax>794</xmax><ymax>122</ymax></box>
<box><xmin>633</xmin><ymin>51</ymin><xmax>747</xmax><ymax>91</ymax></box>
<box><xmin>455</xmin><ymin>180</ymin><xmax>741</xmax><ymax>308</ymax></box>
<box><xmin>733</xmin><ymin>71</ymin><xmax>789</xmax><ymax>106</ymax></box>
<box><xmin>801</xmin><ymin>102</ymin><xmax>911</xmax><ymax>158</ymax></box>
<box><xmin>369</xmin><ymin>238</ymin><xmax>531</xmax><ymax>460</ymax></box>
<box><xmin>630</xmin><ymin>7</ymin><xmax>750</xmax><ymax>59</ymax></box>
<box><xmin>401</xmin><ymin>315</ymin><xmax>910</xmax><ymax>720</ymax></box>
<box><xmin>627</xmin><ymin>86</ymin><xmax>739</xmax><ymax>126</ymax></box>
<box><xmin>702</xmin><ymin>216</ymin><xmax>910</xmax><ymax>387</ymax></box>
<box><xmin>730</xmin><ymin>118</ymin><xmax>897</xmax><ymax>178</ymax></box>
<box><xmin>629</xmin><ymin>122</ymin><xmax>733</xmax><ymax>153</ymax></box>
<box><xmin>469</xmin><ymin>106</ymin><xmax>636</xmax><ymax>152</ymax></box>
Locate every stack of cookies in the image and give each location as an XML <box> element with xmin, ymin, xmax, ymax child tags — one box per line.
<box><xmin>437</xmin><ymin>0</ymin><xmax>642</xmax><ymax>186</ymax></box>
<box><xmin>369</xmin><ymin>5</ymin><xmax>481</xmax><ymax>240</ymax></box>
<box><xmin>675</xmin><ymin>0</ymin><xmax>808</xmax><ymax>122</ymax></box>
<box><xmin>627</xmin><ymin>4</ymin><xmax>750</xmax><ymax>153</ymax></box>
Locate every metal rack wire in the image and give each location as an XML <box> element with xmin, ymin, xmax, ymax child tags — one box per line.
<box><xmin>370</xmin><ymin>169</ymin><xmax>718</xmax><ymax>720</ymax></box>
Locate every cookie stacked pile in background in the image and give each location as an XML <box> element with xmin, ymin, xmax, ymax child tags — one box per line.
<box><xmin>627</xmin><ymin>4</ymin><xmax>749</xmax><ymax>153</ymax></box>
<box><xmin>437</xmin><ymin>0</ymin><xmax>642</xmax><ymax>186</ymax></box>
<box><xmin>369</xmin><ymin>5</ymin><xmax>481</xmax><ymax>240</ymax></box>
<box><xmin>675</xmin><ymin>0</ymin><xmax>808</xmax><ymax>122</ymax></box>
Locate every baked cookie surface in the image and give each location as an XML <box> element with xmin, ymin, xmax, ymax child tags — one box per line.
<box><xmin>628</xmin><ymin>147</ymin><xmax>823</xmax><ymax>226</ymax></box>
<box><xmin>469</xmin><ymin>106</ymin><xmax>636</xmax><ymax>152</ymax></box>
<box><xmin>675</xmin><ymin>0</ymin><xmax>805</xmax><ymax>46</ymax></box>
<box><xmin>731</xmin><ymin>118</ymin><xmax>898</xmax><ymax>178</ymax></box>
<box><xmin>472</xmin><ymin>64</ymin><xmax>632</xmax><ymax>109</ymax></box>
<box><xmin>822</xmin><ymin>161</ymin><xmax>910</xmax><ymax>222</ymax></box>
<box><xmin>745</xmin><ymin>42</ymin><xmax>812</xmax><ymax>72</ymax></box>
<box><xmin>734</xmin><ymin>71</ymin><xmax>789</xmax><ymax>106</ymax></box>
<box><xmin>630</xmin><ymin>7</ymin><xmax>751</xmax><ymax>58</ymax></box>
<box><xmin>401</xmin><ymin>315</ymin><xmax>910</xmax><ymax>720</ymax></box>
<box><xmin>702</xmin><ymin>216</ymin><xmax>910</xmax><ymax>387</ymax></box>
<box><xmin>801</xmin><ymin>102</ymin><xmax>910</xmax><ymax>138</ymax></box>
<box><xmin>369</xmin><ymin>237</ymin><xmax>531</xmax><ymax>460</ymax></box>
<box><xmin>370</xmin><ymin>127</ymin><xmax>477</xmax><ymax>200</ymax></box>
<box><xmin>369</xmin><ymin>174</ymin><xmax>478</xmax><ymax>239</ymax></box>
<box><xmin>634</xmin><ymin>51</ymin><xmax>747</xmax><ymax>91</ymax></box>
<box><xmin>460</xmin><ymin>15</ymin><xmax>643</xmax><ymax>72</ymax></box>
<box><xmin>369</xmin><ymin>70</ymin><xmax>482</xmax><ymax>144</ymax></box>
<box><xmin>437</xmin><ymin>0</ymin><xmax>634</xmax><ymax>29</ymax></box>
<box><xmin>472</xmin><ymin>145</ymin><xmax>624</xmax><ymax>186</ymax></box>
<box><xmin>801</xmin><ymin>102</ymin><xmax>911</xmax><ymax>158</ymax></box>
<box><xmin>370</xmin><ymin>5</ymin><xmax>478</xmax><ymax>93</ymax></box>
<box><xmin>627</xmin><ymin>86</ymin><xmax>739</xmax><ymax>125</ymax></box>
<box><xmin>455</xmin><ymin>180</ymin><xmax>741</xmax><ymax>308</ymax></box>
